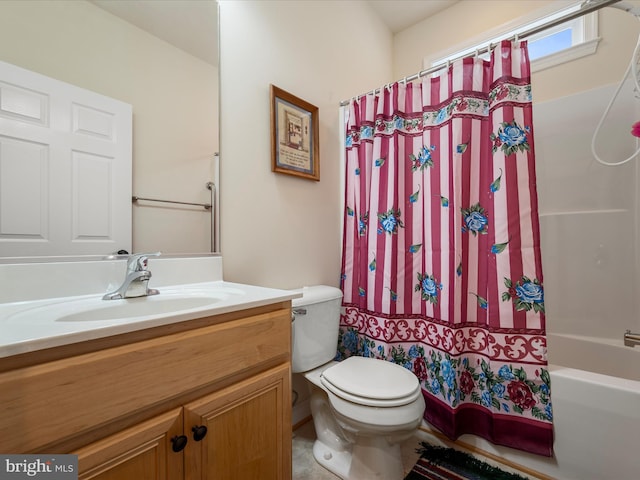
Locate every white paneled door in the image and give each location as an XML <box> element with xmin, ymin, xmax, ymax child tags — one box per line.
<box><xmin>0</xmin><ymin>60</ymin><xmax>132</xmax><ymax>257</ymax></box>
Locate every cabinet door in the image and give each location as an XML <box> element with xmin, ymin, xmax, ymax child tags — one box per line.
<box><xmin>74</xmin><ymin>408</ymin><xmax>184</xmax><ymax>480</ymax></box>
<box><xmin>184</xmin><ymin>363</ymin><xmax>292</xmax><ymax>480</ymax></box>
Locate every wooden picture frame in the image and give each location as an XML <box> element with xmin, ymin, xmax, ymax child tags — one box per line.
<box><xmin>270</xmin><ymin>85</ymin><xmax>319</xmax><ymax>181</ymax></box>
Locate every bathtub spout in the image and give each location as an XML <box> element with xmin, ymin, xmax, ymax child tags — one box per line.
<box><xmin>624</xmin><ymin>330</ymin><xmax>640</xmax><ymax>347</ymax></box>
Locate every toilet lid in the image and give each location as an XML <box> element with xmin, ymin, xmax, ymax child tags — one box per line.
<box><xmin>320</xmin><ymin>356</ymin><xmax>421</xmax><ymax>407</ymax></box>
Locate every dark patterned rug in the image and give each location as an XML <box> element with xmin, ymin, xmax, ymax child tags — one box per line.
<box><xmin>404</xmin><ymin>442</ymin><xmax>530</xmax><ymax>480</ymax></box>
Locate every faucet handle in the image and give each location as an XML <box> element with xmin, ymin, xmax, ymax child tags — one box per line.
<box><xmin>126</xmin><ymin>252</ymin><xmax>161</xmax><ymax>273</ymax></box>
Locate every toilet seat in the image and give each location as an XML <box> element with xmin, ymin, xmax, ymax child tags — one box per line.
<box><xmin>320</xmin><ymin>356</ymin><xmax>421</xmax><ymax>407</ymax></box>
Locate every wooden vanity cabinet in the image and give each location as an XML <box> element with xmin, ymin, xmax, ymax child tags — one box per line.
<box><xmin>0</xmin><ymin>302</ymin><xmax>292</xmax><ymax>480</ymax></box>
<box><xmin>183</xmin><ymin>364</ymin><xmax>289</xmax><ymax>480</ymax></box>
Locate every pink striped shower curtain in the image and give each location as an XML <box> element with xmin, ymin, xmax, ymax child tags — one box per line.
<box><xmin>339</xmin><ymin>40</ymin><xmax>552</xmax><ymax>456</ymax></box>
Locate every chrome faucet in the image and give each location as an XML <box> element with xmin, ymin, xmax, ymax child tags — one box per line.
<box><xmin>103</xmin><ymin>252</ymin><xmax>161</xmax><ymax>300</ymax></box>
<box><xmin>624</xmin><ymin>329</ymin><xmax>640</xmax><ymax>348</ymax></box>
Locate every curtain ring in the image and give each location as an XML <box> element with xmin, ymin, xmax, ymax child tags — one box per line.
<box><xmin>474</xmin><ymin>49</ymin><xmax>479</xmax><ymax>59</ymax></box>
<box><xmin>514</xmin><ymin>33</ymin><xmax>519</xmax><ymax>43</ymax></box>
<box><xmin>446</xmin><ymin>59</ymin><xmax>451</xmax><ymax>70</ymax></box>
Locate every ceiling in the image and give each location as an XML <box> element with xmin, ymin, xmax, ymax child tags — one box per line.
<box><xmin>368</xmin><ymin>0</ymin><xmax>460</xmax><ymax>33</ymax></box>
<box><xmin>90</xmin><ymin>0</ymin><xmax>219</xmax><ymax>65</ymax></box>
<box><xmin>90</xmin><ymin>0</ymin><xmax>459</xmax><ymax>67</ymax></box>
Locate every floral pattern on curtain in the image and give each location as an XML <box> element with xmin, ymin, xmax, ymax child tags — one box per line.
<box><xmin>339</xmin><ymin>41</ymin><xmax>553</xmax><ymax>456</ymax></box>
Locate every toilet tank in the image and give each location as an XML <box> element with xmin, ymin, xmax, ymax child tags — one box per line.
<box><xmin>291</xmin><ymin>285</ymin><xmax>343</xmax><ymax>373</ymax></box>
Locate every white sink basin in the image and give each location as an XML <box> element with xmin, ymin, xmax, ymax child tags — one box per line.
<box><xmin>58</xmin><ymin>295</ymin><xmax>223</xmax><ymax>322</ymax></box>
<box><xmin>7</xmin><ymin>287</ymin><xmax>245</xmax><ymax>325</ymax></box>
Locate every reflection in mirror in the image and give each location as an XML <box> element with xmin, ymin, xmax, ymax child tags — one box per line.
<box><xmin>0</xmin><ymin>0</ymin><xmax>219</xmax><ymax>260</ymax></box>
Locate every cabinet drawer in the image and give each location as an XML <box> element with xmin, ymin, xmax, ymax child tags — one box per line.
<box><xmin>0</xmin><ymin>308</ymin><xmax>290</xmax><ymax>453</ymax></box>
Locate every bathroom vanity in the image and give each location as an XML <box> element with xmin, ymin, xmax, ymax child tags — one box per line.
<box><xmin>0</xmin><ymin>255</ymin><xmax>296</xmax><ymax>479</ymax></box>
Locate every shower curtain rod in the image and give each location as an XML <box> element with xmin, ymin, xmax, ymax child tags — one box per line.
<box><xmin>339</xmin><ymin>0</ymin><xmax>621</xmax><ymax>106</ymax></box>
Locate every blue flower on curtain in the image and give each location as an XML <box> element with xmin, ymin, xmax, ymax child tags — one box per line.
<box><xmin>361</xmin><ymin>125</ymin><xmax>374</xmax><ymax>140</ymax></box>
<box><xmin>491</xmin><ymin>120</ymin><xmax>531</xmax><ymax>156</ymax></box>
<box><xmin>499</xmin><ymin>365</ymin><xmax>517</xmax><ymax>380</ymax></box>
<box><xmin>431</xmin><ymin>378</ymin><xmax>441</xmax><ymax>395</ymax></box>
<box><xmin>346</xmin><ymin>134</ymin><xmax>353</xmax><ymax>148</ymax></box>
<box><xmin>342</xmin><ymin>328</ymin><xmax>358</xmax><ymax>353</ymax></box>
<box><xmin>461</xmin><ymin>203</ymin><xmax>489</xmax><ymax>235</ymax></box>
<box><xmin>415</xmin><ymin>272</ymin><xmax>442</xmax><ymax>304</ymax></box>
<box><xmin>502</xmin><ymin>276</ymin><xmax>545</xmax><ymax>313</ymax></box>
<box><xmin>377</xmin><ymin>208</ymin><xmax>404</xmax><ymax>234</ymax></box>
<box><xmin>410</xmin><ymin>145</ymin><xmax>436</xmax><ymax>171</ymax></box>
<box><xmin>441</xmin><ymin>359</ymin><xmax>456</xmax><ymax>389</ymax></box>
<box><xmin>425</xmin><ymin>351</ymin><xmax>460</xmax><ymax>404</ymax></box>
<box><xmin>358</xmin><ymin>213</ymin><xmax>368</xmax><ymax>236</ymax></box>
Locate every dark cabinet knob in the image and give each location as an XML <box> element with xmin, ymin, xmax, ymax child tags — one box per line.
<box><xmin>192</xmin><ymin>425</ymin><xmax>208</xmax><ymax>441</ymax></box>
<box><xmin>171</xmin><ymin>435</ymin><xmax>188</xmax><ymax>452</ymax></box>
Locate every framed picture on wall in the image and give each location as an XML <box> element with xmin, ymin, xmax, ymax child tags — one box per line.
<box><xmin>270</xmin><ymin>85</ymin><xmax>319</xmax><ymax>181</ymax></box>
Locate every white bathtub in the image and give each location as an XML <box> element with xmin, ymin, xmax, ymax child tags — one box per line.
<box><xmin>547</xmin><ymin>332</ymin><xmax>640</xmax><ymax>382</ymax></box>
<box><xmin>451</xmin><ymin>333</ymin><xmax>640</xmax><ymax>479</ymax></box>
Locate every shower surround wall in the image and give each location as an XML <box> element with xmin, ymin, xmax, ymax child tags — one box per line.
<box><xmin>535</xmin><ymin>79</ymin><xmax>639</xmax><ymax>341</ymax></box>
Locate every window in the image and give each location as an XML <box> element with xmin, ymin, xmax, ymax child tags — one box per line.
<box><xmin>426</xmin><ymin>3</ymin><xmax>600</xmax><ymax>73</ymax></box>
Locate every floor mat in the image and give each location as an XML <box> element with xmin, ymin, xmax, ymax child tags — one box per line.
<box><xmin>404</xmin><ymin>441</ymin><xmax>530</xmax><ymax>480</ymax></box>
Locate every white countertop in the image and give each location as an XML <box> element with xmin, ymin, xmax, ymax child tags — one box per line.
<box><xmin>0</xmin><ymin>280</ymin><xmax>299</xmax><ymax>359</ymax></box>
<box><xmin>0</xmin><ymin>255</ymin><xmax>301</xmax><ymax>359</ymax></box>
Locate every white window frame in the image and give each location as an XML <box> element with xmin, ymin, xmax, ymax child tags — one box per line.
<box><xmin>425</xmin><ymin>2</ymin><xmax>600</xmax><ymax>74</ymax></box>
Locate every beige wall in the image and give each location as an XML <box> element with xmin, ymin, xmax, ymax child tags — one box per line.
<box><xmin>393</xmin><ymin>0</ymin><xmax>640</xmax><ymax>103</ymax></box>
<box><xmin>219</xmin><ymin>0</ymin><xmax>392</xmax><ymax>289</ymax></box>
<box><xmin>0</xmin><ymin>0</ymin><xmax>219</xmax><ymax>254</ymax></box>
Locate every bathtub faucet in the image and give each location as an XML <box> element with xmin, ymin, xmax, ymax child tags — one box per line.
<box><xmin>103</xmin><ymin>252</ymin><xmax>161</xmax><ymax>300</ymax></box>
<box><xmin>624</xmin><ymin>330</ymin><xmax>640</xmax><ymax>348</ymax></box>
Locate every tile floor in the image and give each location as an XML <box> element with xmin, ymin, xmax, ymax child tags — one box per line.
<box><xmin>292</xmin><ymin>420</ymin><xmax>535</xmax><ymax>480</ymax></box>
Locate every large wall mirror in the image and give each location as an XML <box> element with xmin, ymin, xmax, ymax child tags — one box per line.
<box><xmin>0</xmin><ymin>0</ymin><xmax>219</xmax><ymax>259</ymax></box>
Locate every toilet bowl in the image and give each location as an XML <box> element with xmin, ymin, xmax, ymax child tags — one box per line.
<box><xmin>292</xmin><ymin>286</ymin><xmax>425</xmax><ymax>480</ymax></box>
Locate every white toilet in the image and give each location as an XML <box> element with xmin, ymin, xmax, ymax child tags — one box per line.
<box><xmin>292</xmin><ymin>285</ymin><xmax>425</xmax><ymax>480</ymax></box>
